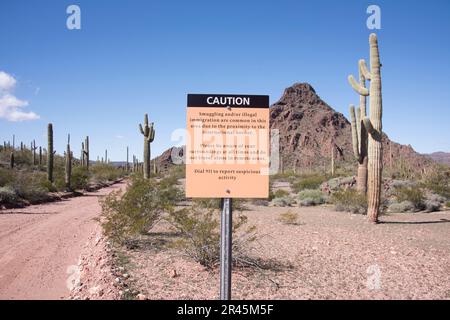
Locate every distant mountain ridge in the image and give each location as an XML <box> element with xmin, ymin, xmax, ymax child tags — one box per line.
<box><xmin>269</xmin><ymin>83</ymin><xmax>432</xmax><ymax>171</ymax></box>
<box><xmin>425</xmin><ymin>152</ymin><xmax>450</xmax><ymax>166</ymax></box>
<box><xmin>153</xmin><ymin>83</ymin><xmax>433</xmax><ymax>172</ymax></box>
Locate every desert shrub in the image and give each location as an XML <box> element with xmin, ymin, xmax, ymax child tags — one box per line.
<box><xmin>421</xmin><ymin>166</ymin><xmax>450</xmax><ymax>199</ymax></box>
<box><xmin>278</xmin><ymin>210</ymin><xmax>299</xmax><ymax>225</ymax></box>
<box><xmin>168</xmin><ymin>164</ymin><xmax>186</xmax><ymax>181</ymax></box>
<box><xmin>297</xmin><ymin>189</ymin><xmax>327</xmax><ymax>206</ymax></box>
<box><xmin>393</xmin><ymin>186</ymin><xmax>425</xmax><ymax>210</ymax></box>
<box><xmin>271</xmin><ymin>196</ymin><xmax>294</xmax><ymax>207</ymax></box>
<box><xmin>250</xmin><ymin>199</ymin><xmax>269</xmax><ymax>206</ymax></box>
<box><xmin>423</xmin><ymin>200</ymin><xmax>441</xmax><ymax>213</ymax></box>
<box><xmin>11</xmin><ymin>171</ymin><xmax>50</xmax><ymax>203</ymax></box>
<box><xmin>387</xmin><ymin>200</ymin><xmax>415</xmax><ymax>213</ymax></box>
<box><xmin>331</xmin><ymin>189</ymin><xmax>367</xmax><ymax>214</ymax></box>
<box><xmin>292</xmin><ymin>174</ymin><xmax>328</xmax><ymax>193</ymax></box>
<box><xmin>0</xmin><ymin>186</ymin><xmax>18</xmax><ymax>206</ymax></box>
<box><xmin>273</xmin><ymin>189</ymin><xmax>290</xmax><ymax>198</ymax></box>
<box><xmin>0</xmin><ymin>168</ymin><xmax>15</xmax><ymax>186</ymax></box>
<box><xmin>167</xmin><ymin>205</ymin><xmax>256</xmax><ymax>269</ymax></box>
<box><xmin>71</xmin><ymin>167</ymin><xmax>90</xmax><ymax>190</ymax></box>
<box><xmin>390</xmin><ymin>180</ymin><xmax>417</xmax><ymax>189</ymax></box>
<box><xmin>40</xmin><ymin>180</ymin><xmax>57</xmax><ymax>192</ymax></box>
<box><xmin>91</xmin><ymin>164</ymin><xmax>123</xmax><ymax>183</ymax></box>
<box><xmin>101</xmin><ymin>176</ymin><xmax>183</xmax><ymax>243</ymax></box>
<box><xmin>446</xmin><ymin>201</ymin><xmax>450</xmax><ymax>208</ymax></box>
<box><xmin>325</xmin><ymin>176</ymin><xmax>357</xmax><ymax>192</ymax></box>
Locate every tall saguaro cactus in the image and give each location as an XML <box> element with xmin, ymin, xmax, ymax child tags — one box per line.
<box><xmin>47</xmin><ymin>123</ymin><xmax>54</xmax><ymax>182</ymax></box>
<box><xmin>83</xmin><ymin>136</ymin><xmax>90</xmax><ymax>170</ymax></box>
<box><xmin>139</xmin><ymin>114</ymin><xmax>155</xmax><ymax>179</ymax></box>
<box><xmin>31</xmin><ymin>140</ymin><xmax>37</xmax><ymax>165</ymax></box>
<box><xmin>348</xmin><ymin>33</ymin><xmax>383</xmax><ymax>223</ymax></box>
<box><xmin>65</xmin><ymin>134</ymin><xmax>72</xmax><ymax>190</ymax></box>
<box><xmin>349</xmin><ymin>59</ymin><xmax>369</xmax><ymax>193</ymax></box>
<box><xmin>10</xmin><ymin>152</ymin><xmax>14</xmax><ymax>169</ymax></box>
<box><xmin>126</xmin><ymin>146</ymin><xmax>129</xmax><ymax>172</ymax></box>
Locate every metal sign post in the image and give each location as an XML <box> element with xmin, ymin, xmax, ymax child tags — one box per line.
<box><xmin>220</xmin><ymin>198</ymin><xmax>232</xmax><ymax>300</ymax></box>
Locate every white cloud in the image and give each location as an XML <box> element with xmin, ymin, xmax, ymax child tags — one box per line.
<box><xmin>0</xmin><ymin>71</ymin><xmax>40</xmax><ymax>122</ymax></box>
<box><xmin>0</xmin><ymin>71</ymin><xmax>16</xmax><ymax>92</ymax></box>
<box><xmin>115</xmin><ymin>135</ymin><xmax>124</xmax><ymax>139</ymax></box>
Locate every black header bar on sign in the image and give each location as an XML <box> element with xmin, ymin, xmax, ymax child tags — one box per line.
<box><xmin>187</xmin><ymin>94</ymin><xmax>269</xmax><ymax>108</ymax></box>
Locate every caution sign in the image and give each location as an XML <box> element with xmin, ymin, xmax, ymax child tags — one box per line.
<box><xmin>186</xmin><ymin>94</ymin><xmax>270</xmax><ymax>198</ymax></box>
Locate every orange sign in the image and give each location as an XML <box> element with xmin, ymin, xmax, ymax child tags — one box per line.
<box><xmin>186</xmin><ymin>94</ymin><xmax>270</xmax><ymax>198</ymax></box>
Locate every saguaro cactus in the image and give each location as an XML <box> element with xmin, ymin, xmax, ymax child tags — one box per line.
<box><xmin>31</xmin><ymin>140</ymin><xmax>37</xmax><ymax>165</ymax></box>
<box><xmin>65</xmin><ymin>134</ymin><xmax>72</xmax><ymax>190</ymax></box>
<box><xmin>349</xmin><ymin>59</ymin><xmax>369</xmax><ymax>193</ymax></box>
<box><xmin>10</xmin><ymin>152</ymin><xmax>14</xmax><ymax>169</ymax></box>
<box><xmin>126</xmin><ymin>146</ymin><xmax>129</xmax><ymax>172</ymax></box>
<box><xmin>139</xmin><ymin>114</ymin><xmax>155</xmax><ymax>179</ymax></box>
<box><xmin>348</xmin><ymin>33</ymin><xmax>383</xmax><ymax>223</ymax></box>
<box><xmin>83</xmin><ymin>136</ymin><xmax>89</xmax><ymax>170</ymax></box>
<box><xmin>39</xmin><ymin>146</ymin><xmax>42</xmax><ymax>166</ymax></box>
<box><xmin>47</xmin><ymin>123</ymin><xmax>54</xmax><ymax>182</ymax></box>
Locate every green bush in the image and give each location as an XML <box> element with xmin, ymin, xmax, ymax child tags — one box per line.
<box><xmin>273</xmin><ymin>189</ymin><xmax>290</xmax><ymax>198</ymax></box>
<box><xmin>0</xmin><ymin>186</ymin><xmax>19</xmax><ymax>206</ymax></box>
<box><xmin>0</xmin><ymin>167</ymin><xmax>15</xmax><ymax>186</ymax></box>
<box><xmin>167</xmin><ymin>205</ymin><xmax>256</xmax><ymax>269</ymax></box>
<box><xmin>12</xmin><ymin>171</ymin><xmax>50</xmax><ymax>203</ymax></box>
<box><xmin>271</xmin><ymin>196</ymin><xmax>294</xmax><ymax>207</ymax></box>
<box><xmin>388</xmin><ymin>200</ymin><xmax>415</xmax><ymax>213</ymax></box>
<box><xmin>71</xmin><ymin>166</ymin><xmax>89</xmax><ymax>190</ymax></box>
<box><xmin>423</xmin><ymin>200</ymin><xmax>441</xmax><ymax>213</ymax></box>
<box><xmin>297</xmin><ymin>189</ymin><xmax>327</xmax><ymax>206</ymax></box>
<box><xmin>91</xmin><ymin>164</ymin><xmax>123</xmax><ymax>183</ymax></box>
<box><xmin>421</xmin><ymin>166</ymin><xmax>450</xmax><ymax>199</ymax></box>
<box><xmin>393</xmin><ymin>186</ymin><xmax>425</xmax><ymax>210</ymax></box>
<box><xmin>292</xmin><ymin>174</ymin><xmax>328</xmax><ymax>193</ymax></box>
<box><xmin>331</xmin><ymin>189</ymin><xmax>367</xmax><ymax>214</ymax></box>
<box><xmin>101</xmin><ymin>175</ymin><xmax>183</xmax><ymax>243</ymax></box>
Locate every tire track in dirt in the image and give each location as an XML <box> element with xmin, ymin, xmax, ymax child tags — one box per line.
<box><xmin>0</xmin><ymin>181</ymin><xmax>126</xmax><ymax>300</ymax></box>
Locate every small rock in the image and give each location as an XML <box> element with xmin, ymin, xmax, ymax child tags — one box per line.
<box><xmin>136</xmin><ymin>294</ymin><xmax>146</xmax><ymax>300</ymax></box>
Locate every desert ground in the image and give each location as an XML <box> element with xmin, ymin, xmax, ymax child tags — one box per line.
<box><xmin>1</xmin><ymin>180</ymin><xmax>449</xmax><ymax>300</ymax></box>
<box><xmin>0</xmin><ymin>181</ymin><xmax>125</xmax><ymax>299</ymax></box>
<box><xmin>103</xmin><ymin>206</ymin><xmax>450</xmax><ymax>300</ymax></box>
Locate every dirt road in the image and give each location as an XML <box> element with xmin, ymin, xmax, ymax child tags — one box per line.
<box><xmin>0</xmin><ymin>181</ymin><xmax>126</xmax><ymax>300</ymax></box>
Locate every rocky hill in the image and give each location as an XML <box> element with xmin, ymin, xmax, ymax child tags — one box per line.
<box><xmin>270</xmin><ymin>83</ymin><xmax>432</xmax><ymax>172</ymax></box>
<box><xmin>425</xmin><ymin>152</ymin><xmax>450</xmax><ymax>166</ymax></box>
<box><xmin>155</xmin><ymin>82</ymin><xmax>433</xmax><ymax>173</ymax></box>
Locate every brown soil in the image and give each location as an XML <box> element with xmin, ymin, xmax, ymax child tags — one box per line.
<box><xmin>0</xmin><ymin>181</ymin><xmax>126</xmax><ymax>300</ymax></box>
<box><xmin>1</xmin><ymin>180</ymin><xmax>449</xmax><ymax>300</ymax></box>
<box><xmin>121</xmin><ymin>206</ymin><xmax>450</xmax><ymax>300</ymax></box>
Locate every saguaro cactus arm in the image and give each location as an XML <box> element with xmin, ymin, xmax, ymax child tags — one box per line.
<box><xmin>363</xmin><ymin>117</ymin><xmax>381</xmax><ymax>140</ymax></box>
<box><xmin>359</xmin><ymin>59</ymin><xmax>372</xmax><ymax>80</ymax></box>
<box><xmin>349</xmin><ymin>105</ymin><xmax>360</xmax><ymax>159</ymax></box>
<box><xmin>348</xmin><ymin>75</ymin><xmax>369</xmax><ymax>96</ymax></box>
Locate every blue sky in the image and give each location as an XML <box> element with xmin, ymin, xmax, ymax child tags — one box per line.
<box><xmin>0</xmin><ymin>0</ymin><xmax>449</xmax><ymax>161</ymax></box>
